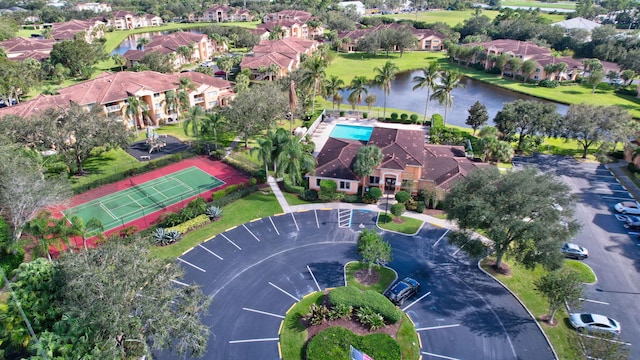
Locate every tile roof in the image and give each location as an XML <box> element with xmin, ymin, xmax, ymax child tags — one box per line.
<box><xmin>0</xmin><ymin>94</ymin><xmax>73</xmax><ymax>118</ymax></box>
<box><xmin>253</xmin><ymin>37</ymin><xmax>317</xmax><ymax>57</ymax></box>
<box><xmin>468</xmin><ymin>39</ymin><xmax>551</xmax><ymax>57</ymax></box>
<box><xmin>315</xmin><ymin>137</ymin><xmax>362</xmax><ymax>180</ymax></box>
<box><xmin>146</xmin><ymin>31</ymin><xmax>207</xmax><ymax>51</ymax></box>
<box><xmin>421</xmin><ymin>144</ymin><xmax>488</xmax><ymax>189</ymax></box>
<box><xmin>240</xmin><ymin>52</ymin><xmax>293</xmax><ymax>69</ymax></box>
<box><xmin>0</xmin><ymin>37</ymin><xmax>56</xmax><ymax>60</ymax></box>
<box><xmin>368</xmin><ymin>127</ymin><xmax>425</xmax><ymax>168</ymax></box>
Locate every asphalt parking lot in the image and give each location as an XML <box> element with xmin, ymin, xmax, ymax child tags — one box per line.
<box><xmin>158</xmin><ymin>208</ymin><xmax>554</xmax><ymax>360</ymax></box>
<box><xmin>514</xmin><ymin>154</ymin><xmax>638</xmax><ymax>357</ymax></box>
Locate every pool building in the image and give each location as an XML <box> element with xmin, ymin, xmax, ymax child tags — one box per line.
<box><xmin>309</xmin><ymin>126</ymin><xmax>489</xmax><ymax>199</ymax></box>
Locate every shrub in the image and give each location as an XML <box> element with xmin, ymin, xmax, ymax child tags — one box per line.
<box><xmin>539</xmin><ymin>79</ymin><xmax>559</xmax><ymax>88</ymax></box>
<box><xmin>400</xmin><ymin>113</ymin><xmax>408</xmax><ymax>121</ymax></box>
<box><xmin>362</xmin><ymin>112</ymin><xmax>368</xmax><ymax>118</ymax></box>
<box><xmin>355</xmin><ymin>306</ymin><xmax>385</xmax><ymax>330</ymax></box>
<box><xmin>152</xmin><ymin>228</ymin><xmax>182</xmax><ymax>246</ymax></box>
<box><xmin>342</xmin><ymin>194</ymin><xmax>361</xmax><ymax>203</ymax></box>
<box><xmin>0</xmin><ymin>249</ymin><xmax>24</xmax><ymax>288</ymax></box>
<box><xmin>211</xmin><ymin>190</ymin><xmax>226</xmax><ymax>201</ymax></box>
<box><xmin>283</xmin><ymin>174</ymin><xmax>305</xmax><ymax>194</ymax></box>
<box><xmin>409</xmin><ymin>114</ymin><xmax>418</xmax><ymax>123</ymax></box>
<box><xmin>405</xmin><ymin>197</ymin><xmax>417</xmax><ymax>211</ymax></box>
<box><xmin>390</xmin><ymin>112</ymin><xmax>398</xmax><ymax>121</ymax></box>
<box><xmin>390</xmin><ymin>203</ymin><xmax>405</xmax><ymax>217</ymax></box>
<box><xmin>628</xmin><ymin>163</ymin><xmax>639</xmax><ymax>173</ymax></box>
<box><xmin>224</xmin><ymin>184</ymin><xmax>238</xmax><ymax>195</ymax></box>
<box><xmin>415</xmin><ymin>202</ymin><xmax>425</xmax><ymax>213</ymax></box>
<box><xmin>307</xmin><ymin>303</ymin><xmax>329</xmax><ymax>326</ymax></box>
<box><xmin>205</xmin><ymin>205</ymin><xmax>223</xmax><ymax>220</ymax></box>
<box><xmin>431</xmin><ymin>114</ymin><xmax>444</xmax><ymax>128</ymax></box>
<box><xmin>166</xmin><ymin>214</ymin><xmax>210</xmax><ymax>234</ymax></box>
<box><xmin>300</xmin><ymin>189</ymin><xmax>319</xmax><ymax>201</ymax></box>
<box><xmin>394</xmin><ymin>190</ymin><xmax>410</xmax><ymax>204</ymax></box>
<box><xmin>328</xmin><ymin>303</ymin><xmax>352</xmax><ymax>320</ymax></box>
<box><xmin>306</xmin><ymin>327</ymin><xmax>400</xmax><ymax>360</ymax></box>
<box><xmin>327</xmin><ymin>286</ymin><xmax>402</xmax><ymax>323</ymax></box>
<box><xmin>339</xmin><ymin>110</ymin><xmax>345</xmax><ymax>116</ymax></box>
<box><xmin>210</xmin><ymin>185</ymin><xmax>260</xmax><ymax>207</ymax></box>
<box><xmin>319</xmin><ymin>180</ymin><xmax>339</xmax><ymax>201</ymax></box>
<box><xmin>363</xmin><ymin>187</ymin><xmax>382</xmax><ymax>203</ymax></box>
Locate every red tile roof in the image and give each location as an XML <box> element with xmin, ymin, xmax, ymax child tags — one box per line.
<box><xmin>0</xmin><ymin>37</ymin><xmax>56</xmax><ymax>60</ymax></box>
<box><xmin>315</xmin><ymin>137</ymin><xmax>362</xmax><ymax>180</ymax></box>
<box><xmin>240</xmin><ymin>52</ymin><xmax>293</xmax><ymax>69</ymax></box>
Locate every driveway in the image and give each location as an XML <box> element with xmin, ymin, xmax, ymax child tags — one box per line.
<box><xmin>157</xmin><ymin>209</ymin><xmax>554</xmax><ymax>359</ymax></box>
<box><xmin>514</xmin><ymin>154</ymin><xmax>638</xmax><ymax>357</ymax></box>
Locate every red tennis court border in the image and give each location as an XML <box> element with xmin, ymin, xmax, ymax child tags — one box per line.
<box><xmin>50</xmin><ymin>156</ymin><xmax>249</xmax><ymax>254</ymax></box>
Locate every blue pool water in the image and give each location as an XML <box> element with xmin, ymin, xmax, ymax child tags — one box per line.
<box><xmin>330</xmin><ymin>124</ymin><xmax>373</xmax><ymax>141</ymax></box>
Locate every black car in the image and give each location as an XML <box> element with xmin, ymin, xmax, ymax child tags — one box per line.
<box><xmin>384</xmin><ymin>277</ymin><xmax>420</xmax><ymax>305</ymax></box>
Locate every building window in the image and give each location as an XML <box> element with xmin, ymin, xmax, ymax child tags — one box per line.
<box><xmin>153</xmin><ymin>93</ymin><xmax>160</xmax><ymax>98</ymax></box>
<box><xmin>536</xmin><ymin>68</ymin><xmax>541</xmax><ymax>72</ymax></box>
<box><xmin>339</xmin><ymin>181</ymin><xmax>350</xmax><ymax>190</ymax></box>
<box><xmin>369</xmin><ymin>176</ymin><xmax>380</xmax><ymax>184</ymax></box>
<box><xmin>315</xmin><ymin>179</ymin><xmax>321</xmax><ymax>187</ymax></box>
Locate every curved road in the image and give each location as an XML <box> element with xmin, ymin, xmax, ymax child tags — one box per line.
<box><xmin>157</xmin><ymin>209</ymin><xmax>554</xmax><ymax>360</ymax></box>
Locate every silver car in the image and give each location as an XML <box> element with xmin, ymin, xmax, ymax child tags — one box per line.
<box><xmin>569</xmin><ymin>313</ymin><xmax>621</xmax><ymax>335</ymax></box>
<box><xmin>561</xmin><ymin>243</ymin><xmax>588</xmax><ymax>260</ymax></box>
<box><xmin>614</xmin><ymin>201</ymin><xmax>640</xmax><ymax>215</ymax></box>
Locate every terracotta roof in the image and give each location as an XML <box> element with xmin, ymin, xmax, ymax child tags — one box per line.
<box><xmin>315</xmin><ymin>137</ymin><xmax>362</xmax><ymax>180</ymax></box>
<box><xmin>0</xmin><ymin>94</ymin><xmax>72</xmax><ymax>118</ymax></box>
<box><xmin>240</xmin><ymin>52</ymin><xmax>293</xmax><ymax>69</ymax></box>
<box><xmin>146</xmin><ymin>31</ymin><xmax>206</xmax><ymax>51</ymax></box>
<box><xmin>253</xmin><ymin>37</ymin><xmax>316</xmax><ymax>58</ymax></box>
<box><xmin>466</xmin><ymin>39</ymin><xmax>551</xmax><ymax>57</ymax></box>
<box><xmin>0</xmin><ymin>37</ymin><xmax>56</xmax><ymax>60</ymax></box>
<box><xmin>112</xmin><ymin>10</ymin><xmax>136</xmax><ymax>17</ymax></box>
<box><xmin>420</xmin><ymin>144</ymin><xmax>488</xmax><ymax>190</ymax></box>
<box><xmin>368</xmin><ymin>127</ymin><xmax>425</xmax><ymax>169</ymax></box>
<box><xmin>338</xmin><ymin>24</ymin><xmax>443</xmax><ymax>43</ymax></box>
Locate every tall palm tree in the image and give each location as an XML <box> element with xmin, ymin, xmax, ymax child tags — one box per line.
<box><xmin>373</xmin><ymin>61</ymin><xmax>399</xmax><ymax>120</ymax></box>
<box><xmin>200</xmin><ymin>112</ymin><xmax>225</xmax><ymax>150</ymax></box>
<box><xmin>347</xmin><ymin>75</ymin><xmax>369</xmax><ymax>108</ymax></box>
<box><xmin>136</xmin><ymin>37</ymin><xmax>150</xmax><ymax>50</ymax></box>
<box><xmin>276</xmin><ymin>137</ymin><xmax>316</xmax><ymax>186</ymax></box>
<box><xmin>177</xmin><ymin>45</ymin><xmax>194</xmax><ymax>65</ymax></box>
<box><xmin>111</xmin><ymin>53</ymin><xmax>126</xmax><ymax>71</ymax></box>
<box><xmin>412</xmin><ymin>61</ymin><xmax>440</xmax><ymax>125</ymax></box>
<box><xmin>334</xmin><ymin>93</ymin><xmax>344</xmax><ymax>111</ymax></box>
<box><xmin>176</xmin><ymin>77</ymin><xmax>195</xmax><ymax>115</ymax></box>
<box><xmin>302</xmin><ymin>55</ymin><xmax>327</xmax><ymax>116</ymax></box>
<box><xmin>365</xmin><ymin>94</ymin><xmax>377</xmax><ymax>113</ymax></box>
<box><xmin>125</xmin><ymin>96</ymin><xmax>148</xmax><ymax>130</ymax></box>
<box><xmin>68</xmin><ymin>216</ymin><xmax>103</xmax><ymax>250</ymax></box>
<box><xmin>324</xmin><ymin>75</ymin><xmax>345</xmax><ymax>109</ymax></box>
<box><xmin>354</xmin><ymin>145</ymin><xmax>384</xmax><ymax>196</ymax></box>
<box><xmin>268</xmin><ymin>63</ymin><xmax>280</xmax><ymax>80</ymax></box>
<box><xmin>431</xmin><ymin>70</ymin><xmax>466</xmax><ymax>126</ymax></box>
<box><xmin>163</xmin><ymin>90</ymin><xmax>179</xmax><ymax>119</ymax></box>
<box><xmin>216</xmin><ymin>57</ymin><xmax>233</xmax><ymax>81</ymax></box>
<box><xmin>250</xmin><ymin>136</ymin><xmax>274</xmax><ymax>176</ymax></box>
<box><xmin>183</xmin><ymin>106</ymin><xmax>205</xmax><ymax>140</ymax></box>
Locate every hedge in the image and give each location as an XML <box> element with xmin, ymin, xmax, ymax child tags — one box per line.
<box><xmin>210</xmin><ymin>185</ymin><xmax>260</xmax><ymax>207</ymax></box>
<box><xmin>283</xmin><ymin>174</ymin><xmax>305</xmax><ymax>194</ymax></box>
<box><xmin>166</xmin><ymin>214</ymin><xmax>211</xmax><ymax>234</ymax></box>
<box><xmin>306</xmin><ymin>327</ymin><xmax>400</xmax><ymax>360</ymax></box>
<box><xmin>327</xmin><ymin>287</ymin><xmax>402</xmax><ymax>323</ymax></box>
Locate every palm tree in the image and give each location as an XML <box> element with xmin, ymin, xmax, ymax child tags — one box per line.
<box><xmin>200</xmin><ymin>112</ymin><xmax>225</xmax><ymax>150</ymax></box>
<box><xmin>364</xmin><ymin>94</ymin><xmax>377</xmax><ymax>113</ymax></box>
<box><xmin>111</xmin><ymin>53</ymin><xmax>127</xmax><ymax>71</ymax></box>
<box><xmin>334</xmin><ymin>93</ymin><xmax>344</xmax><ymax>111</ymax></box>
<box><xmin>250</xmin><ymin>136</ymin><xmax>274</xmax><ymax>176</ymax></box>
<box><xmin>177</xmin><ymin>45</ymin><xmax>194</xmax><ymax>65</ymax></box>
<box><xmin>136</xmin><ymin>37</ymin><xmax>150</xmax><ymax>50</ymax></box>
<box><xmin>373</xmin><ymin>61</ymin><xmax>399</xmax><ymax>120</ymax></box>
<box><xmin>302</xmin><ymin>56</ymin><xmax>327</xmax><ymax>116</ymax></box>
<box><xmin>268</xmin><ymin>63</ymin><xmax>280</xmax><ymax>80</ymax></box>
<box><xmin>324</xmin><ymin>75</ymin><xmax>345</xmax><ymax>109</ymax></box>
<box><xmin>431</xmin><ymin>70</ymin><xmax>466</xmax><ymax>126</ymax></box>
<box><xmin>276</xmin><ymin>137</ymin><xmax>316</xmax><ymax>186</ymax></box>
<box><xmin>125</xmin><ymin>96</ymin><xmax>149</xmax><ymax>130</ymax></box>
<box><xmin>163</xmin><ymin>90</ymin><xmax>179</xmax><ymax>119</ymax></box>
<box><xmin>176</xmin><ymin>77</ymin><xmax>195</xmax><ymax>114</ymax></box>
<box><xmin>354</xmin><ymin>145</ymin><xmax>384</xmax><ymax>196</ymax></box>
<box><xmin>216</xmin><ymin>57</ymin><xmax>233</xmax><ymax>81</ymax></box>
<box><xmin>347</xmin><ymin>92</ymin><xmax>359</xmax><ymax>110</ymax></box>
<box><xmin>412</xmin><ymin>61</ymin><xmax>441</xmax><ymax>125</ymax></box>
<box><xmin>183</xmin><ymin>106</ymin><xmax>205</xmax><ymax>140</ymax></box>
<box><xmin>257</xmin><ymin>65</ymin><xmax>269</xmax><ymax>80</ymax></box>
<box><xmin>68</xmin><ymin>216</ymin><xmax>104</xmax><ymax>250</ymax></box>
<box><xmin>347</xmin><ymin>75</ymin><xmax>369</xmax><ymax>109</ymax></box>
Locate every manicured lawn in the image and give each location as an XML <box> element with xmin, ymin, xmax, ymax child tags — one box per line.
<box><xmin>564</xmin><ymin>260</ymin><xmax>597</xmax><ymax>284</ymax></box>
<box><xmin>501</xmin><ymin>0</ymin><xmax>576</xmax><ymax>10</ymax></box>
<box><xmin>283</xmin><ymin>191</ymin><xmax>319</xmax><ymax>206</ymax></box>
<box><xmin>345</xmin><ymin>261</ymin><xmax>397</xmax><ymax>293</ymax></box>
<box><xmin>150</xmin><ymin>190</ymin><xmax>282</xmax><ymax>259</ymax></box>
<box><xmin>70</xmin><ymin>147</ymin><xmax>142</xmax><ymax>190</ymax></box>
<box><xmin>280</xmin><ymin>292</ymin><xmax>320</xmax><ymax>360</ymax></box>
<box><xmin>397</xmin><ymin>314</ymin><xmax>421</xmax><ymax>360</ymax></box>
<box><xmin>482</xmin><ymin>258</ymin><xmax>582</xmax><ymax>359</ymax></box>
<box><xmin>377</xmin><ymin>213</ymin><xmax>424</xmax><ymax>234</ymax></box>
<box><xmin>387</xmin><ymin>9</ymin><xmax>566</xmax><ymax>26</ymax></box>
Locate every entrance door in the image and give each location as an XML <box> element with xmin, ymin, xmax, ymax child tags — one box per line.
<box><xmin>384</xmin><ymin>177</ymin><xmax>396</xmax><ymax>192</ymax></box>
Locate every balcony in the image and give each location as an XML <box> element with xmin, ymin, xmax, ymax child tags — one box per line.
<box><xmin>105</xmin><ymin>104</ymin><xmax>121</xmax><ymax>113</ymax></box>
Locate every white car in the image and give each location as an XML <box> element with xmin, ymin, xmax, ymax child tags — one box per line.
<box><xmin>614</xmin><ymin>201</ymin><xmax>640</xmax><ymax>215</ymax></box>
<box><xmin>569</xmin><ymin>313</ymin><xmax>621</xmax><ymax>335</ymax></box>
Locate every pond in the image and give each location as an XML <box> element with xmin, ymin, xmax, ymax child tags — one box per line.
<box><xmin>110</xmin><ymin>29</ymin><xmax>204</xmax><ymax>56</ymax></box>
<box><xmin>338</xmin><ymin>70</ymin><xmax>569</xmax><ymax>128</ymax></box>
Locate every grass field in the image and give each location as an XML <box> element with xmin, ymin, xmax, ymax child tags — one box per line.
<box><xmin>501</xmin><ymin>0</ymin><xmax>576</xmax><ymax>9</ymax></box>
<box><xmin>387</xmin><ymin>9</ymin><xmax>567</xmax><ymax>26</ymax></box>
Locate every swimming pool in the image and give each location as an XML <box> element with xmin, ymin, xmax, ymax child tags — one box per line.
<box><xmin>330</xmin><ymin>124</ymin><xmax>374</xmax><ymax>141</ymax></box>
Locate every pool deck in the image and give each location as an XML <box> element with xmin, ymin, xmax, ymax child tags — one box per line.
<box><xmin>310</xmin><ymin>115</ymin><xmax>427</xmax><ymax>157</ymax></box>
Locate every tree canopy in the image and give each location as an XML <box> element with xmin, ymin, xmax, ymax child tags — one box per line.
<box><xmin>493</xmin><ymin>99</ymin><xmax>561</xmax><ymax>151</ymax></box>
<box><xmin>357</xmin><ymin>229</ymin><xmax>392</xmax><ymax>275</ymax></box>
<box><xmin>444</xmin><ymin>167</ymin><xmax>579</xmax><ymax>270</ymax></box>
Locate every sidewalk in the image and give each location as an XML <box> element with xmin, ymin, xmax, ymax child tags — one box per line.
<box><xmin>606</xmin><ymin>160</ymin><xmax>640</xmax><ymax>201</ymax></box>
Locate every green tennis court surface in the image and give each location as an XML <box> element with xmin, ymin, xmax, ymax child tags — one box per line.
<box><xmin>63</xmin><ymin>167</ymin><xmax>224</xmax><ymax>232</ymax></box>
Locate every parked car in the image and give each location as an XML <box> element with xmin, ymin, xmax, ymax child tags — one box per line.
<box><xmin>614</xmin><ymin>201</ymin><xmax>640</xmax><ymax>214</ymax></box>
<box><xmin>384</xmin><ymin>277</ymin><xmax>420</xmax><ymax>305</ymax></box>
<box><xmin>561</xmin><ymin>243</ymin><xmax>589</xmax><ymax>260</ymax></box>
<box><xmin>569</xmin><ymin>313</ymin><xmax>621</xmax><ymax>335</ymax></box>
<box><xmin>625</xmin><ymin>215</ymin><xmax>640</xmax><ymax>229</ymax></box>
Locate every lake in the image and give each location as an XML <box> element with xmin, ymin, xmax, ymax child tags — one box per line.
<box><xmin>338</xmin><ymin>70</ymin><xmax>569</xmax><ymax>128</ymax></box>
<box><xmin>110</xmin><ymin>29</ymin><xmax>204</xmax><ymax>55</ymax></box>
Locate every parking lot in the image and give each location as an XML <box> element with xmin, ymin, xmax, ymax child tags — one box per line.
<box><xmin>157</xmin><ymin>209</ymin><xmax>554</xmax><ymax>360</ymax></box>
<box><xmin>514</xmin><ymin>154</ymin><xmax>638</xmax><ymax>356</ymax></box>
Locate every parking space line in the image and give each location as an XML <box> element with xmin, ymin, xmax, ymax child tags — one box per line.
<box><xmin>229</xmin><ymin>338</ymin><xmax>279</xmax><ymax>344</ymax></box>
<box><xmin>402</xmin><ymin>291</ymin><xmax>431</xmax><ymax>311</ymax></box>
<box><xmin>221</xmin><ymin>234</ymin><xmax>241</xmax><ymax>250</ymax></box>
<box><xmin>198</xmin><ymin>244</ymin><xmax>223</xmax><ymax>260</ymax></box>
<box><xmin>615</xmin><ymin>215</ymin><xmax>628</xmax><ymax>221</ymax></box>
<box><xmin>416</xmin><ymin>324</ymin><xmax>461</xmax><ymax>331</ymax></box>
<box><xmin>421</xmin><ymin>351</ymin><xmax>460</xmax><ymax>360</ymax></box>
<box><xmin>578</xmin><ymin>333</ymin><xmax>631</xmax><ymax>346</ymax></box>
<box><xmin>269</xmin><ymin>282</ymin><xmax>299</xmax><ymax>301</ymax></box>
<box><xmin>242</xmin><ymin>307</ymin><xmax>285</xmax><ymax>319</ymax></box>
<box><xmin>307</xmin><ymin>265</ymin><xmax>322</xmax><ymax>292</ymax></box>
<box><xmin>579</xmin><ymin>298</ymin><xmax>609</xmax><ymax>305</ymax></box>
<box><xmin>433</xmin><ymin>230</ymin><xmax>450</xmax><ymax>247</ymax></box>
<box><xmin>170</xmin><ymin>279</ymin><xmax>189</xmax><ymax>286</ymax></box>
<box><xmin>177</xmin><ymin>257</ymin><xmax>206</xmax><ymax>272</ymax></box>
<box><xmin>601</xmin><ymin>196</ymin><xmax>633</xmax><ymax>201</ymax></box>
<box><xmin>269</xmin><ymin>216</ymin><xmax>280</xmax><ymax>235</ymax></box>
<box><xmin>314</xmin><ymin>209</ymin><xmax>319</xmax><ymax>228</ymax></box>
<box><xmin>243</xmin><ymin>224</ymin><xmax>260</xmax><ymax>242</ymax></box>
<box><xmin>291</xmin><ymin>212</ymin><xmax>299</xmax><ymax>231</ymax></box>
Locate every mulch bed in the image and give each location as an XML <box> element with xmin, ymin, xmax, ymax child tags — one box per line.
<box><xmin>484</xmin><ymin>259</ymin><xmax>512</xmax><ymax>276</ymax></box>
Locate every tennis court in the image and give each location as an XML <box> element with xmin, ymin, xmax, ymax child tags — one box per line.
<box><xmin>63</xmin><ymin>166</ymin><xmax>225</xmax><ymax>232</ymax></box>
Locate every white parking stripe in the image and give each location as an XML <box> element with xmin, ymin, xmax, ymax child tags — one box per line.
<box><xmin>402</xmin><ymin>291</ymin><xmax>431</xmax><ymax>311</ymax></box>
<box><xmin>221</xmin><ymin>233</ymin><xmax>241</xmax><ymax>250</ymax></box>
<box><xmin>269</xmin><ymin>216</ymin><xmax>280</xmax><ymax>235</ymax></box>
<box><xmin>307</xmin><ymin>265</ymin><xmax>322</xmax><ymax>292</ymax></box>
<box><xmin>433</xmin><ymin>230</ymin><xmax>449</xmax><ymax>247</ymax></box>
<box><xmin>416</xmin><ymin>324</ymin><xmax>461</xmax><ymax>331</ymax></box>
<box><xmin>421</xmin><ymin>351</ymin><xmax>460</xmax><ymax>360</ymax></box>
<box><xmin>243</xmin><ymin>224</ymin><xmax>260</xmax><ymax>242</ymax></box>
<box><xmin>314</xmin><ymin>209</ymin><xmax>319</xmax><ymax>228</ymax></box>
<box><xmin>198</xmin><ymin>244</ymin><xmax>223</xmax><ymax>260</ymax></box>
<box><xmin>229</xmin><ymin>338</ymin><xmax>279</xmax><ymax>344</ymax></box>
<box><xmin>579</xmin><ymin>298</ymin><xmax>609</xmax><ymax>305</ymax></box>
<box><xmin>170</xmin><ymin>279</ymin><xmax>189</xmax><ymax>286</ymax></box>
<box><xmin>291</xmin><ymin>212</ymin><xmax>299</xmax><ymax>231</ymax></box>
<box><xmin>177</xmin><ymin>257</ymin><xmax>206</xmax><ymax>272</ymax></box>
<box><xmin>242</xmin><ymin>307</ymin><xmax>285</xmax><ymax>319</ymax></box>
<box><xmin>269</xmin><ymin>282</ymin><xmax>299</xmax><ymax>301</ymax></box>
<box><xmin>601</xmin><ymin>196</ymin><xmax>633</xmax><ymax>201</ymax></box>
<box><xmin>579</xmin><ymin>333</ymin><xmax>631</xmax><ymax>346</ymax></box>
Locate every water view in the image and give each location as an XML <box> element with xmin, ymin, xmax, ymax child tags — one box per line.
<box><xmin>110</xmin><ymin>29</ymin><xmax>204</xmax><ymax>55</ymax></box>
<box><xmin>338</xmin><ymin>70</ymin><xmax>569</xmax><ymax>128</ymax></box>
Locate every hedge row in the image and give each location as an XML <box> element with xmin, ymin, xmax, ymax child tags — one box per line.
<box><xmin>166</xmin><ymin>214</ymin><xmax>211</xmax><ymax>234</ymax></box>
<box><xmin>210</xmin><ymin>185</ymin><xmax>260</xmax><ymax>208</ymax></box>
<box><xmin>283</xmin><ymin>174</ymin><xmax>305</xmax><ymax>194</ymax></box>
<box><xmin>306</xmin><ymin>327</ymin><xmax>400</xmax><ymax>360</ymax></box>
<box><xmin>327</xmin><ymin>286</ymin><xmax>402</xmax><ymax>323</ymax></box>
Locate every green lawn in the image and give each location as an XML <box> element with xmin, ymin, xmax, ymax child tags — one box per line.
<box><xmin>501</xmin><ymin>0</ymin><xmax>576</xmax><ymax>10</ymax></box>
<box><xmin>345</xmin><ymin>261</ymin><xmax>396</xmax><ymax>293</ymax></box>
<box><xmin>387</xmin><ymin>9</ymin><xmax>566</xmax><ymax>26</ymax></box>
<box><xmin>482</xmin><ymin>258</ymin><xmax>582</xmax><ymax>359</ymax></box>
<box><xmin>564</xmin><ymin>260</ymin><xmax>597</xmax><ymax>284</ymax></box>
<box><xmin>377</xmin><ymin>213</ymin><xmax>424</xmax><ymax>234</ymax></box>
<box><xmin>150</xmin><ymin>190</ymin><xmax>282</xmax><ymax>259</ymax></box>
<box><xmin>280</xmin><ymin>292</ymin><xmax>320</xmax><ymax>360</ymax></box>
<box><xmin>70</xmin><ymin>147</ymin><xmax>143</xmax><ymax>190</ymax></box>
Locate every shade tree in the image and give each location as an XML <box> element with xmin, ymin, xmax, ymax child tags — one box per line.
<box><xmin>357</xmin><ymin>229</ymin><xmax>392</xmax><ymax>275</ymax></box>
<box><xmin>534</xmin><ymin>269</ymin><xmax>583</xmax><ymax>325</ymax></box>
<box><xmin>493</xmin><ymin>99</ymin><xmax>561</xmax><ymax>151</ymax></box>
